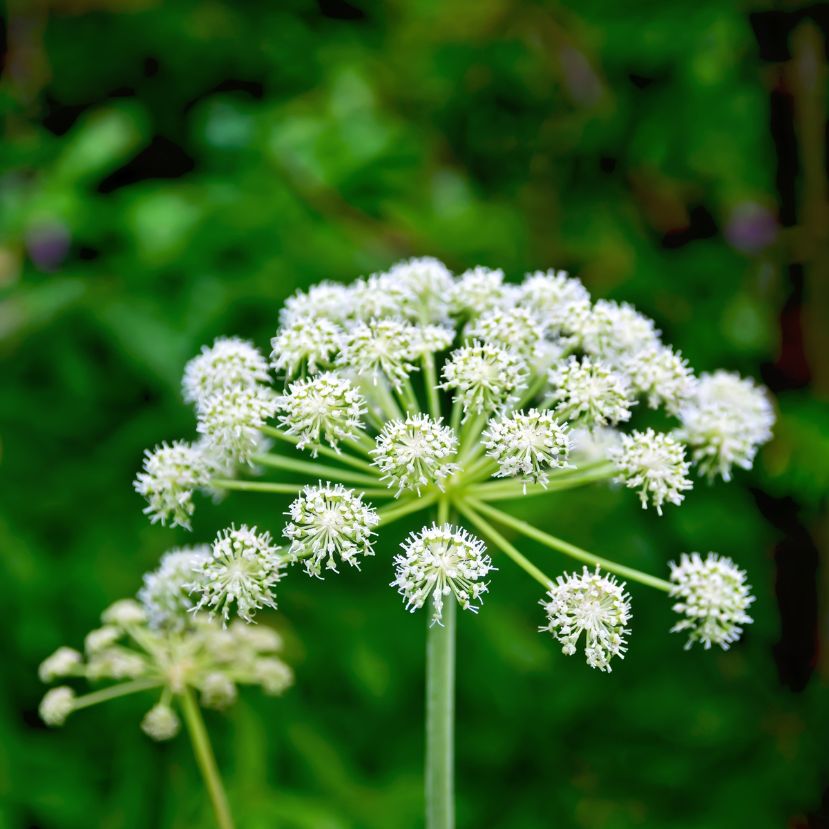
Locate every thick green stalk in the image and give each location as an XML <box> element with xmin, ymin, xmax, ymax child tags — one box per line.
<box><xmin>468</xmin><ymin>498</ymin><xmax>672</xmax><ymax>592</ymax></box>
<box><xmin>426</xmin><ymin>585</ymin><xmax>455</xmax><ymax>829</ymax></box>
<box><xmin>181</xmin><ymin>688</ymin><xmax>236</xmax><ymax>829</ymax></box>
<box><xmin>424</xmin><ymin>497</ymin><xmax>455</xmax><ymax>829</ymax></box>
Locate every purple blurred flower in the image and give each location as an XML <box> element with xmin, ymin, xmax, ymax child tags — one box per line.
<box><xmin>724</xmin><ymin>202</ymin><xmax>778</xmax><ymax>254</ymax></box>
<box><xmin>26</xmin><ymin>221</ymin><xmax>71</xmax><ymax>271</ymax></box>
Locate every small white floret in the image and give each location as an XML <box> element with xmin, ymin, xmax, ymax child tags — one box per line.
<box><xmin>141</xmin><ymin>703</ymin><xmax>180</xmax><ymax>741</ymax></box>
<box><xmin>39</xmin><ymin>647</ymin><xmax>82</xmax><ymax>683</ymax></box>
<box><xmin>134</xmin><ymin>440</ymin><xmax>213</xmax><ymax>529</ymax></box>
<box><xmin>191</xmin><ymin>525</ymin><xmax>285</xmax><ymax>623</ymax></box>
<box><xmin>441</xmin><ymin>341</ymin><xmax>528</xmax><ymax>417</ymax></box>
<box><xmin>669</xmin><ymin>552</ymin><xmax>754</xmax><ymax>650</ymax></box>
<box><xmin>39</xmin><ymin>686</ymin><xmax>75</xmax><ymax>727</ymax></box>
<box><xmin>271</xmin><ymin>317</ymin><xmax>344</xmax><ymax>378</ymax></box>
<box><xmin>371</xmin><ymin>414</ymin><xmax>459</xmax><ymax>496</ymax></box>
<box><xmin>277</xmin><ymin>371</ymin><xmax>366</xmax><ymax>454</ymax></box>
<box><xmin>139</xmin><ymin>546</ymin><xmax>212</xmax><ymax>631</ymax></box>
<box><xmin>678</xmin><ymin>371</ymin><xmax>774</xmax><ymax>481</ymax></box>
<box><xmin>197</xmin><ymin>384</ymin><xmax>279</xmax><ymax>463</ymax></box>
<box><xmin>392</xmin><ymin>524</ymin><xmax>493</xmax><ymax>624</ymax></box>
<box><xmin>610</xmin><ymin>428</ymin><xmax>693</xmax><ymax>514</ymax></box>
<box><xmin>540</xmin><ymin>566</ymin><xmax>631</xmax><ymax>672</ymax></box>
<box><xmin>548</xmin><ymin>356</ymin><xmax>634</xmax><ymax>427</ymax></box>
<box><xmin>182</xmin><ymin>337</ymin><xmax>270</xmax><ymax>406</ymax></box>
<box><xmin>284</xmin><ymin>483</ymin><xmax>379</xmax><ymax>577</ymax></box>
<box><xmin>482</xmin><ymin>409</ymin><xmax>572</xmax><ymax>488</ymax></box>
<box><xmin>337</xmin><ymin>319</ymin><xmax>419</xmax><ymax>389</ymax></box>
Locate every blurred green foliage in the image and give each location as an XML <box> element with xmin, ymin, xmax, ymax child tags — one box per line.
<box><xmin>1</xmin><ymin>1</ymin><xmax>828</xmax><ymax>827</ymax></box>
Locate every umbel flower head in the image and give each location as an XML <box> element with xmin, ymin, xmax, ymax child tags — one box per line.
<box><xmin>271</xmin><ymin>316</ymin><xmax>343</xmax><ymax>378</ymax></box>
<box><xmin>669</xmin><ymin>553</ymin><xmax>755</xmax><ymax>650</ymax></box>
<box><xmin>611</xmin><ymin>428</ymin><xmax>693</xmax><ymax>514</ymax></box>
<box><xmin>392</xmin><ymin>524</ymin><xmax>494</xmax><ymax>624</ymax></box>
<box><xmin>440</xmin><ymin>341</ymin><xmax>528</xmax><ymax>417</ymax></box>
<box><xmin>548</xmin><ymin>356</ymin><xmax>634</xmax><ymax>428</ymax></box>
<box><xmin>133</xmin><ymin>441</ymin><xmax>213</xmax><ymax>529</ymax></box>
<box><xmin>371</xmin><ymin>414</ymin><xmax>459</xmax><ymax>495</ymax></box>
<box><xmin>39</xmin><ymin>590</ymin><xmax>294</xmax><ymax>737</ymax></box>
<box><xmin>284</xmin><ymin>483</ymin><xmax>379</xmax><ymax>577</ymax></box>
<box><xmin>277</xmin><ymin>371</ymin><xmax>366</xmax><ymax>454</ymax></box>
<box><xmin>518</xmin><ymin>269</ymin><xmax>591</xmax><ymax>333</ymax></box>
<box><xmin>191</xmin><ymin>525</ymin><xmax>285</xmax><ymax>623</ymax></box>
<box><xmin>678</xmin><ymin>371</ymin><xmax>774</xmax><ymax>481</ymax></box>
<box><xmin>182</xmin><ymin>337</ymin><xmax>271</xmax><ymax>406</ymax></box>
<box><xmin>139</xmin><ymin>545</ymin><xmax>212</xmax><ymax>631</ymax></box>
<box><xmin>482</xmin><ymin>408</ymin><xmax>571</xmax><ymax>488</ymax></box>
<box><xmin>197</xmin><ymin>385</ymin><xmax>279</xmax><ymax>464</ymax></box>
<box><xmin>540</xmin><ymin>566</ymin><xmax>632</xmax><ymax>672</ymax></box>
<box><xmin>134</xmin><ymin>258</ymin><xmax>774</xmax><ymax>666</ymax></box>
<box><xmin>338</xmin><ymin>319</ymin><xmax>419</xmax><ymax>388</ymax></box>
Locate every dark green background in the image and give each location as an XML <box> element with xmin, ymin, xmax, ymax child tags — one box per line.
<box><xmin>2</xmin><ymin>1</ymin><xmax>828</xmax><ymax>827</ymax></box>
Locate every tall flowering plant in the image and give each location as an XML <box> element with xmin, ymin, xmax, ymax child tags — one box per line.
<box><xmin>114</xmin><ymin>259</ymin><xmax>768</xmax><ymax>827</ymax></box>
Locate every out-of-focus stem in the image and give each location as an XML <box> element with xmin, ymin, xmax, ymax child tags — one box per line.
<box><xmin>181</xmin><ymin>688</ymin><xmax>236</xmax><ymax>829</ymax></box>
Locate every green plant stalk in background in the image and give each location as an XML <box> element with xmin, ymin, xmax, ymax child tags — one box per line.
<box><xmin>181</xmin><ymin>688</ymin><xmax>236</xmax><ymax>829</ymax></box>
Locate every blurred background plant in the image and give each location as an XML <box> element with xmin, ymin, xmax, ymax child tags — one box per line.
<box><xmin>2</xmin><ymin>0</ymin><xmax>828</xmax><ymax>827</ymax></box>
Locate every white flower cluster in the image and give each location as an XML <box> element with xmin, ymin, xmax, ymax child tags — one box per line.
<box><xmin>130</xmin><ymin>258</ymin><xmax>772</xmax><ymax>666</ymax></box>
<box><xmin>284</xmin><ymin>483</ymin><xmax>379</xmax><ymax>577</ymax></box>
<box><xmin>39</xmin><ymin>595</ymin><xmax>293</xmax><ymax>736</ymax></box>
<box><xmin>133</xmin><ymin>441</ymin><xmax>213</xmax><ymax>529</ymax></box>
<box><xmin>191</xmin><ymin>525</ymin><xmax>285</xmax><ymax>623</ymax></box>
<box><xmin>540</xmin><ymin>566</ymin><xmax>632</xmax><ymax>672</ymax></box>
<box><xmin>610</xmin><ymin>428</ymin><xmax>693</xmax><ymax>514</ymax></box>
<box><xmin>183</xmin><ymin>337</ymin><xmax>271</xmax><ymax>405</ymax></box>
<box><xmin>678</xmin><ymin>371</ymin><xmax>774</xmax><ymax>481</ymax></box>
<box><xmin>139</xmin><ymin>546</ymin><xmax>211</xmax><ymax>631</ymax></box>
<box><xmin>482</xmin><ymin>409</ymin><xmax>571</xmax><ymax>488</ymax></box>
<box><xmin>277</xmin><ymin>371</ymin><xmax>366</xmax><ymax>454</ymax></box>
<box><xmin>669</xmin><ymin>552</ymin><xmax>755</xmax><ymax>649</ymax></box>
<box><xmin>441</xmin><ymin>341</ymin><xmax>528</xmax><ymax>416</ymax></box>
<box><xmin>371</xmin><ymin>414</ymin><xmax>459</xmax><ymax>495</ymax></box>
<box><xmin>392</xmin><ymin>524</ymin><xmax>494</xmax><ymax>624</ymax></box>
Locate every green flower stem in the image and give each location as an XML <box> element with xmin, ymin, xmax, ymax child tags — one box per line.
<box><xmin>212</xmin><ymin>479</ymin><xmax>392</xmax><ymax>499</ymax></box>
<box><xmin>423</xmin><ymin>354</ymin><xmax>442</xmax><ymax>421</ymax></box>
<box><xmin>449</xmin><ymin>399</ymin><xmax>462</xmax><ymax>435</ymax></box>
<box><xmin>71</xmin><ymin>678</ymin><xmax>162</xmax><ymax>711</ymax></box>
<box><xmin>260</xmin><ymin>426</ymin><xmax>376</xmax><ymax>472</ymax></box>
<box><xmin>467</xmin><ymin>498</ymin><xmax>672</xmax><ymax>592</ymax></box>
<box><xmin>371</xmin><ymin>378</ymin><xmax>405</xmax><ymax>422</ymax></box>
<box><xmin>466</xmin><ymin>465</ymin><xmax>616</xmax><ymax>500</ymax></box>
<box><xmin>456</xmin><ymin>502</ymin><xmax>553</xmax><ymax>589</ymax></box>
<box><xmin>458</xmin><ymin>456</ymin><xmax>498</xmax><ymax>486</ymax></box>
<box><xmin>457</xmin><ymin>412</ymin><xmax>488</xmax><ymax>464</ymax></box>
<box><xmin>511</xmin><ymin>372</ymin><xmax>547</xmax><ymax>411</ymax></box>
<box><xmin>181</xmin><ymin>687</ymin><xmax>236</xmax><ymax>829</ymax></box>
<box><xmin>345</xmin><ymin>433</ymin><xmax>377</xmax><ymax>455</ymax></box>
<box><xmin>400</xmin><ymin>377</ymin><xmax>421</xmax><ymax>415</ymax></box>
<box><xmin>211</xmin><ymin>479</ymin><xmax>305</xmax><ymax>495</ymax></box>
<box><xmin>426</xmin><ymin>494</ymin><xmax>455</xmax><ymax>829</ymax></box>
<box><xmin>378</xmin><ymin>492</ymin><xmax>438</xmax><ymax>526</ymax></box>
<box><xmin>252</xmin><ymin>453</ymin><xmax>380</xmax><ymax>487</ymax></box>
